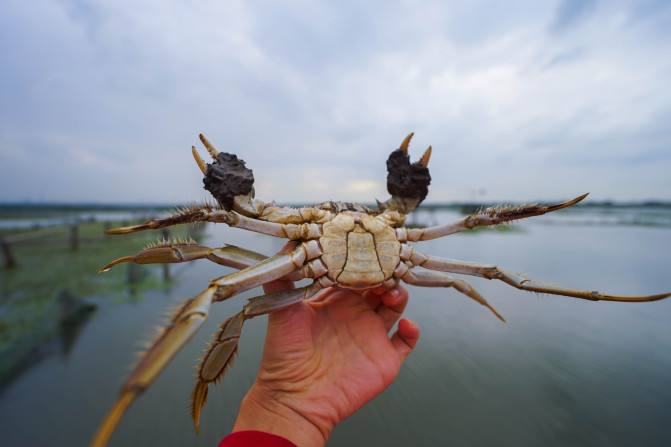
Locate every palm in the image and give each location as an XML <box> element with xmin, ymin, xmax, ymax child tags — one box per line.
<box><xmin>254</xmin><ymin>286</ymin><xmax>417</xmax><ymax>431</ymax></box>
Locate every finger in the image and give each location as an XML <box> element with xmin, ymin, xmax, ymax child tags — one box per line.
<box><xmin>377</xmin><ymin>286</ymin><xmax>409</xmax><ymax>332</ymax></box>
<box><xmin>391</xmin><ymin>318</ymin><xmax>420</xmax><ymax>362</ymax></box>
<box><xmin>263</xmin><ymin>278</ymin><xmax>295</xmax><ymax>295</ymax></box>
<box><xmin>369</xmin><ymin>285</ymin><xmax>388</xmax><ymax>296</ymax></box>
<box><xmin>363</xmin><ymin>290</ymin><xmax>382</xmax><ymax>309</ymax></box>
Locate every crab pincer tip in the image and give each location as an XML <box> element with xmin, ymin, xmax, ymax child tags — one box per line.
<box><xmin>399</xmin><ymin>132</ymin><xmax>414</xmax><ymax>154</ymax></box>
<box><xmin>192</xmin><ymin>145</ymin><xmax>208</xmax><ymax>175</ymax></box>
<box><xmin>198</xmin><ymin>133</ymin><xmax>219</xmax><ymax>158</ymax></box>
<box><xmin>419</xmin><ymin>145</ymin><xmax>432</xmax><ymax>168</ymax></box>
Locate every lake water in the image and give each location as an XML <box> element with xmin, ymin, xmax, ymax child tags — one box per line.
<box><xmin>0</xmin><ymin>212</ymin><xmax>151</xmax><ymax>229</ymax></box>
<box><xmin>0</xmin><ymin>208</ymin><xmax>670</xmax><ymax>446</ymax></box>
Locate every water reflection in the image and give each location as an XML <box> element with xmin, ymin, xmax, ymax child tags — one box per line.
<box><xmin>58</xmin><ymin>290</ymin><xmax>97</xmax><ymax>358</ymax></box>
<box><xmin>0</xmin><ymin>289</ymin><xmax>97</xmax><ymax>390</ymax></box>
<box><xmin>0</xmin><ymin>209</ymin><xmax>669</xmax><ymax>446</ymax></box>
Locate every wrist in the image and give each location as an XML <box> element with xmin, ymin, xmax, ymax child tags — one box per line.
<box><xmin>233</xmin><ymin>382</ymin><xmax>331</xmax><ymax>447</ymax></box>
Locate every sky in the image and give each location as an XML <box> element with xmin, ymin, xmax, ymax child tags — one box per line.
<box><xmin>1</xmin><ymin>0</ymin><xmax>670</xmax><ymax>204</ymax></box>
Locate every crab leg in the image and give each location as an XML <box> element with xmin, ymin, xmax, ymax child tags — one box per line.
<box><xmin>210</xmin><ymin>245</ymin><xmax>271</xmax><ymax>269</ymax></box>
<box><xmin>99</xmin><ymin>241</ymin><xmax>306</xmax><ymax>281</ymax></box>
<box><xmin>100</xmin><ymin>242</ymin><xmax>262</xmax><ymax>272</ymax></box>
<box><xmin>106</xmin><ymin>207</ymin><xmax>322</xmax><ymax>240</ymax></box>
<box><xmin>210</xmin><ymin>241</ymin><xmax>321</xmax><ymax>301</ymax></box>
<box><xmin>399</xmin><ymin>267</ymin><xmax>504</xmax><ymax>322</ymax></box>
<box><xmin>191</xmin><ymin>282</ymin><xmax>323</xmax><ymax>429</ymax></box>
<box><xmin>402</xmin><ymin>249</ymin><xmax>671</xmax><ymax>303</ymax></box>
<box><xmin>90</xmin><ymin>246</ymin><xmax>314</xmax><ymax>447</ymax></box>
<box><xmin>397</xmin><ymin>194</ymin><xmax>588</xmax><ymax>242</ymax></box>
<box><xmin>105</xmin><ymin>206</ymin><xmax>228</xmax><ymax>234</ymax></box>
<box><xmin>91</xmin><ymin>286</ymin><xmax>215</xmax><ymax>447</ymax></box>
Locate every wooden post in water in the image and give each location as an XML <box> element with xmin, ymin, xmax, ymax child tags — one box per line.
<box><xmin>1</xmin><ymin>238</ymin><xmax>17</xmax><ymax>269</ymax></box>
<box><xmin>161</xmin><ymin>228</ymin><xmax>171</xmax><ymax>281</ymax></box>
<box><xmin>69</xmin><ymin>224</ymin><xmax>79</xmax><ymax>252</ymax></box>
<box><xmin>127</xmin><ymin>263</ymin><xmax>141</xmax><ymax>286</ymax></box>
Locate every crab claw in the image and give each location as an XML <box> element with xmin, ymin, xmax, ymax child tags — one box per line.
<box><xmin>380</xmin><ymin>133</ymin><xmax>432</xmax><ymax>213</ymax></box>
<box><xmin>200</xmin><ymin>139</ymin><xmax>256</xmax><ymax>211</ymax></box>
<box><xmin>99</xmin><ymin>242</ymin><xmax>214</xmax><ymax>272</ymax></box>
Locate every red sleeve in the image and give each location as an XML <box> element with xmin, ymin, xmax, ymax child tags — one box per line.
<box><xmin>219</xmin><ymin>430</ymin><xmax>297</xmax><ymax>447</ymax></box>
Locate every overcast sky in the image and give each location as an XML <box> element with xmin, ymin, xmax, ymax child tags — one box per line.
<box><xmin>1</xmin><ymin>0</ymin><xmax>670</xmax><ymax>204</ymax></box>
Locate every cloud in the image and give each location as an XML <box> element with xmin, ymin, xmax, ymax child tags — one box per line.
<box><xmin>1</xmin><ymin>0</ymin><xmax>670</xmax><ymax>204</ymax></box>
<box><xmin>550</xmin><ymin>0</ymin><xmax>596</xmax><ymax>33</ymax></box>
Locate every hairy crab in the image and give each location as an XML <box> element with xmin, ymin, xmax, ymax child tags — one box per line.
<box><xmin>91</xmin><ymin>133</ymin><xmax>671</xmax><ymax>446</ymax></box>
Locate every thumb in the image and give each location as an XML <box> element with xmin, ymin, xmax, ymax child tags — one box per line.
<box><xmin>262</xmin><ymin>279</ymin><xmax>310</xmax><ymax>336</ymax></box>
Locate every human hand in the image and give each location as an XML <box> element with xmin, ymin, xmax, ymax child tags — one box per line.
<box><xmin>233</xmin><ymin>281</ymin><xmax>420</xmax><ymax>446</ymax></box>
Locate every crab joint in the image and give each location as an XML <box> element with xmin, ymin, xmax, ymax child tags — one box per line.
<box><xmin>99</xmin><ymin>243</ymin><xmax>214</xmax><ymax>272</ymax></box>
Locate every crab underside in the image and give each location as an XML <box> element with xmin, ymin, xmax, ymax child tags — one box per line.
<box><xmin>91</xmin><ymin>133</ymin><xmax>671</xmax><ymax>447</ymax></box>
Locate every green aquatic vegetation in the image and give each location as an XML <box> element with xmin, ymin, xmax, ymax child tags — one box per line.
<box><xmin>0</xmin><ymin>203</ymin><xmax>173</xmax><ymax>220</ymax></box>
<box><xmin>0</xmin><ymin>221</ymin><xmax>200</xmax><ymax>381</ymax></box>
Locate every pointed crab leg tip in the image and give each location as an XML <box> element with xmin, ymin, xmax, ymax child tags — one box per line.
<box><xmin>105</xmin><ymin>228</ymin><xmax>125</xmax><ymax>235</ymax></box>
<box><xmin>547</xmin><ymin>193</ymin><xmax>590</xmax><ymax>213</ymax></box>
<box><xmin>191</xmin><ymin>382</ymin><xmax>208</xmax><ymax>432</ymax></box>
<box><xmin>90</xmin><ymin>392</ymin><xmax>136</xmax><ymax>447</ymax></box>
<box><xmin>399</xmin><ymin>132</ymin><xmax>414</xmax><ymax>153</ymax></box>
<box><xmin>487</xmin><ymin>306</ymin><xmax>506</xmax><ymax>323</ymax></box>
<box><xmin>105</xmin><ymin>222</ymin><xmax>156</xmax><ymax>236</ymax></box>
<box><xmin>420</xmin><ymin>145</ymin><xmax>432</xmax><ymax>167</ymax></box>
<box><xmin>563</xmin><ymin>193</ymin><xmax>589</xmax><ymax>207</ymax></box>
<box><xmin>99</xmin><ymin>256</ymin><xmax>135</xmax><ymax>273</ymax></box>
<box><xmin>191</xmin><ymin>146</ymin><xmax>208</xmax><ymax>175</ymax></box>
<box><xmin>567</xmin><ymin>193</ymin><xmax>589</xmax><ymax>204</ymax></box>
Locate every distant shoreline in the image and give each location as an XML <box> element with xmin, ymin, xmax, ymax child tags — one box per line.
<box><xmin>1</xmin><ymin>200</ymin><xmax>671</xmax><ymax>216</ymax></box>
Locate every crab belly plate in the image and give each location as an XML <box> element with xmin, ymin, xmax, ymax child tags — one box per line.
<box><xmin>320</xmin><ymin>215</ymin><xmax>400</xmax><ymax>289</ymax></box>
